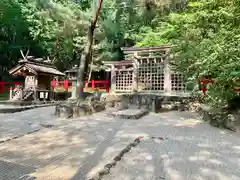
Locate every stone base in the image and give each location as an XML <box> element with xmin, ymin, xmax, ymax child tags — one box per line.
<box><xmin>199</xmin><ymin>104</ymin><xmax>240</xmax><ymax>132</ymax></box>
<box><xmin>55</xmin><ymin>95</ymin><xmax>106</xmax><ymax>119</ymax></box>
<box><xmin>109</xmin><ymin>109</ymin><xmax>149</xmax><ymax>119</ymax></box>
<box><xmin>104</xmin><ymin>93</ymin><xmax>191</xmax><ymax>112</ymax></box>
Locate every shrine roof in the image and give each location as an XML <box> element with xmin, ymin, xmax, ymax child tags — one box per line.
<box><xmin>102</xmin><ymin>60</ymin><xmax>134</xmax><ymax>65</ymax></box>
<box><xmin>65</xmin><ymin>64</ymin><xmax>111</xmax><ymax>73</ymax></box>
<box><xmin>9</xmin><ymin>57</ymin><xmax>65</xmax><ymax>76</ymax></box>
<box><xmin>121</xmin><ymin>45</ymin><xmax>172</xmax><ymax>54</ymax></box>
<box><xmin>65</xmin><ymin>65</ymin><xmax>78</xmax><ymax>73</ymax></box>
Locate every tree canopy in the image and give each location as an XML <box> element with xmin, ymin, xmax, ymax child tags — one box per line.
<box><xmin>1</xmin><ymin>0</ymin><xmax>239</xmax><ymax>106</ymax></box>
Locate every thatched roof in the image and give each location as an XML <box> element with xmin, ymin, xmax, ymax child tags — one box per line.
<box><xmin>9</xmin><ymin>57</ymin><xmax>65</xmax><ymax>76</ymax></box>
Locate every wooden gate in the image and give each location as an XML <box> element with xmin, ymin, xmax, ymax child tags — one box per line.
<box><xmin>137</xmin><ymin>57</ymin><xmax>165</xmax><ymax>92</ymax></box>
<box><xmin>115</xmin><ymin>69</ymin><xmax>133</xmax><ymax>92</ymax></box>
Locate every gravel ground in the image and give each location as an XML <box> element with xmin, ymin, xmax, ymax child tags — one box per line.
<box><xmin>0</xmin><ymin>106</ymin><xmax>69</xmax><ymax>142</ymax></box>
<box><xmin>0</xmin><ymin>108</ymin><xmax>239</xmax><ymax>180</ymax></box>
<box><xmin>102</xmin><ymin>112</ymin><xmax>240</xmax><ymax>180</ymax></box>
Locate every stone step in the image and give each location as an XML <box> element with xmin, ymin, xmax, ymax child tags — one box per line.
<box><xmin>108</xmin><ymin>109</ymin><xmax>149</xmax><ymax>119</ymax></box>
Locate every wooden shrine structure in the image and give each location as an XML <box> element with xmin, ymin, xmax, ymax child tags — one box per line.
<box><xmin>8</xmin><ymin>56</ymin><xmax>65</xmax><ymax>101</ymax></box>
<box><xmin>104</xmin><ymin>45</ymin><xmax>187</xmax><ymax>96</ymax></box>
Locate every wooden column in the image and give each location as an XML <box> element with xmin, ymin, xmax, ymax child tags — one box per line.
<box><xmin>110</xmin><ymin>65</ymin><xmax>116</xmax><ymax>93</ymax></box>
<box><xmin>132</xmin><ymin>60</ymin><xmax>138</xmax><ymax>92</ymax></box>
<box><xmin>133</xmin><ymin>52</ymin><xmax>139</xmax><ymax>92</ymax></box>
<box><xmin>9</xmin><ymin>87</ymin><xmax>12</xmax><ymax>100</ymax></box>
<box><xmin>164</xmin><ymin>56</ymin><xmax>171</xmax><ymax>93</ymax></box>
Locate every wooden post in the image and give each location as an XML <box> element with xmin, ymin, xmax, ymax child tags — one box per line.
<box><xmin>20</xmin><ymin>88</ymin><xmax>23</xmax><ymax>100</ymax></box>
<box><xmin>164</xmin><ymin>56</ymin><xmax>171</xmax><ymax>93</ymax></box>
<box><xmin>92</xmin><ymin>80</ymin><xmax>95</xmax><ymax>89</ymax></box>
<box><xmin>0</xmin><ymin>81</ymin><xmax>4</xmax><ymax>93</ymax></box>
<box><xmin>9</xmin><ymin>87</ymin><xmax>12</xmax><ymax>100</ymax></box>
<box><xmin>110</xmin><ymin>65</ymin><xmax>116</xmax><ymax>93</ymax></box>
<box><xmin>64</xmin><ymin>80</ymin><xmax>68</xmax><ymax>90</ymax></box>
<box><xmin>132</xmin><ymin>58</ymin><xmax>138</xmax><ymax>92</ymax></box>
<box><xmin>106</xmin><ymin>80</ymin><xmax>109</xmax><ymax>93</ymax></box>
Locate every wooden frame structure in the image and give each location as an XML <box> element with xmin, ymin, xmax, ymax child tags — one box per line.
<box><xmin>8</xmin><ymin>56</ymin><xmax>65</xmax><ymax>101</ymax></box>
<box><xmin>104</xmin><ymin>45</ymin><xmax>187</xmax><ymax>95</ymax></box>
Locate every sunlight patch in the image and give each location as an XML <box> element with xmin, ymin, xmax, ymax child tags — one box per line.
<box><xmin>175</xmin><ymin>119</ymin><xmax>202</xmax><ymax>126</ymax></box>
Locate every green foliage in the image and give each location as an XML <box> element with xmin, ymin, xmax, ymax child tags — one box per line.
<box><xmin>0</xmin><ymin>0</ymin><xmax>187</xmax><ymax>73</ymax></box>
<box><xmin>2</xmin><ymin>0</ymin><xmax>239</xmax><ymax>108</ymax></box>
<box><xmin>136</xmin><ymin>0</ymin><xmax>240</xmax><ymax>107</ymax></box>
<box><xmin>0</xmin><ymin>0</ymin><xmax>35</xmax><ymax>71</ymax></box>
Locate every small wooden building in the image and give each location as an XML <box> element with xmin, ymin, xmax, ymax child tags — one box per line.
<box><xmin>104</xmin><ymin>45</ymin><xmax>188</xmax><ymax>96</ymax></box>
<box><xmin>8</xmin><ymin>56</ymin><xmax>65</xmax><ymax>101</ymax></box>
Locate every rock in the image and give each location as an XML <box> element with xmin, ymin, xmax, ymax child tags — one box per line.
<box><xmin>114</xmin><ymin>101</ymin><xmax>122</xmax><ymax>109</ymax></box>
<box><xmin>91</xmin><ymin>100</ymin><xmax>106</xmax><ymax>112</ymax></box>
<box><xmin>106</xmin><ymin>100</ymin><xmax>115</xmax><ymax>108</ymax></box>
<box><xmin>86</xmin><ymin>96</ymin><xmax>94</xmax><ymax>104</ymax></box>
<box><xmin>55</xmin><ymin>104</ymin><xmax>61</xmax><ymax>116</ymax></box>
<box><xmin>93</xmin><ymin>91</ymin><xmax>102</xmax><ymax>101</ymax></box>
<box><xmin>109</xmin><ymin>161</ymin><xmax>116</xmax><ymax>167</ymax></box>
<box><xmin>59</xmin><ymin>105</ymin><xmax>73</xmax><ymax>118</ymax></box>
<box><xmin>224</xmin><ymin>114</ymin><xmax>237</xmax><ymax>131</ymax></box>
<box><xmin>209</xmin><ymin>111</ymin><xmax>227</xmax><ymax>128</ymax></box>
<box><xmin>121</xmin><ymin>95</ymin><xmax>129</xmax><ymax>108</ymax></box>
<box><xmin>128</xmin><ymin>142</ymin><xmax>137</xmax><ymax>147</ymax></box>
<box><xmin>40</xmin><ymin>124</ymin><xmax>54</xmax><ymax>128</ymax></box>
<box><xmin>79</xmin><ymin>107</ymin><xmax>86</xmax><ymax>116</ymax></box>
<box><xmin>98</xmin><ymin>167</ymin><xmax>110</xmax><ymax>176</ymax></box>
<box><xmin>113</xmin><ymin>155</ymin><xmax>121</xmax><ymax>161</ymax></box>
<box><xmin>121</xmin><ymin>147</ymin><xmax>130</xmax><ymax>154</ymax></box>
<box><xmin>178</xmin><ymin>102</ymin><xmax>185</xmax><ymax>111</ymax></box>
<box><xmin>89</xmin><ymin>174</ymin><xmax>100</xmax><ymax>180</ymax></box>
<box><xmin>54</xmin><ymin>95</ymin><xmax>106</xmax><ymax>119</ymax></box>
<box><xmin>104</xmin><ymin>163</ymin><xmax>113</xmax><ymax>169</ymax></box>
<box><xmin>134</xmin><ymin>138</ymin><xmax>140</xmax><ymax>144</ymax></box>
<box><xmin>72</xmin><ymin>106</ymin><xmax>80</xmax><ymax>118</ymax></box>
<box><xmin>119</xmin><ymin>150</ymin><xmax>125</xmax><ymax>156</ymax></box>
<box><xmin>72</xmin><ymin>106</ymin><xmax>86</xmax><ymax>118</ymax></box>
<box><xmin>126</xmin><ymin>144</ymin><xmax>132</xmax><ymax>150</ymax></box>
<box><xmin>125</xmin><ymin>145</ymin><xmax>131</xmax><ymax>151</ymax></box>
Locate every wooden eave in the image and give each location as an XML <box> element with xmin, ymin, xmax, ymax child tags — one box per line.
<box><xmin>121</xmin><ymin>45</ymin><xmax>173</xmax><ymax>54</ymax></box>
<box><xmin>102</xmin><ymin>60</ymin><xmax>134</xmax><ymax>66</ymax></box>
<box><xmin>9</xmin><ymin>64</ymin><xmax>37</xmax><ymax>76</ymax></box>
<box><xmin>9</xmin><ymin>63</ymin><xmax>65</xmax><ymax>76</ymax></box>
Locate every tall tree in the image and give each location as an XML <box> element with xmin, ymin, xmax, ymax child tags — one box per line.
<box><xmin>77</xmin><ymin>0</ymin><xmax>103</xmax><ymax>100</ymax></box>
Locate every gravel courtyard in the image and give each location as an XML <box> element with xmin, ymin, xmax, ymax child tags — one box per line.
<box><xmin>0</xmin><ymin>107</ymin><xmax>239</xmax><ymax>180</ymax></box>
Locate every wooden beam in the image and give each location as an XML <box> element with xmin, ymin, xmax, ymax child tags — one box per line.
<box><xmin>121</xmin><ymin>45</ymin><xmax>173</xmax><ymax>54</ymax></box>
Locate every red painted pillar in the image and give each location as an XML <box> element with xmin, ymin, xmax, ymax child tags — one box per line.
<box><xmin>92</xmin><ymin>80</ymin><xmax>95</xmax><ymax>89</ymax></box>
<box><xmin>200</xmin><ymin>81</ymin><xmax>207</xmax><ymax>95</ymax></box>
<box><xmin>0</xmin><ymin>81</ymin><xmax>4</xmax><ymax>93</ymax></box>
<box><xmin>51</xmin><ymin>79</ymin><xmax>57</xmax><ymax>89</ymax></box>
<box><xmin>106</xmin><ymin>80</ymin><xmax>109</xmax><ymax>93</ymax></box>
<box><xmin>63</xmin><ymin>80</ymin><xmax>68</xmax><ymax>90</ymax></box>
<box><xmin>202</xmin><ymin>87</ymin><xmax>207</xmax><ymax>95</ymax></box>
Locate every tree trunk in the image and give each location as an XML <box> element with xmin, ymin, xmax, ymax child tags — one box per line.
<box><xmin>77</xmin><ymin>0</ymin><xmax>103</xmax><ymax>100</ymax></box>
<box><xmin>85</xmin><ymin>60</ymin><xmax>93</xmax><ymax>88</ymax></box>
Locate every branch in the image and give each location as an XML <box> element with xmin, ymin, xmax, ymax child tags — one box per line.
<box><xmin>25</xmin><ymin>49</ymin><xmax>30</xmax><ymax>58</ymax></box>
<box><xmin>20</xmin><ymin>49</ymin><xmax>30</xmax><ymax>59</ymax></box>
<box><xmin>20</xmin><ymin>50</ymin><xmax>25</xmax><ymax>59</ymax></box>
<box><xmin>91</xmin><ymin>0</ymin><xmax>103</xmax><ymax>30</ymax></box>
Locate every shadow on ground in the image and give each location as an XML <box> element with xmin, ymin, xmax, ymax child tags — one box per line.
<box><xmin>0</xmin><ymin>110</ymin><xmax>239</xmax><ymax>180</ymax></box>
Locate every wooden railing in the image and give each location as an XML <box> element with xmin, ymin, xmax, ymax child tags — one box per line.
<box><xmin>51</xmin><ymin>79</ymin><xmax>110</xmax><ymax>93</ymax></box>
<box><xmin>0</xmin><ymin>81</ymin><xmax>24</xmax><ymax>94</ymax></box>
